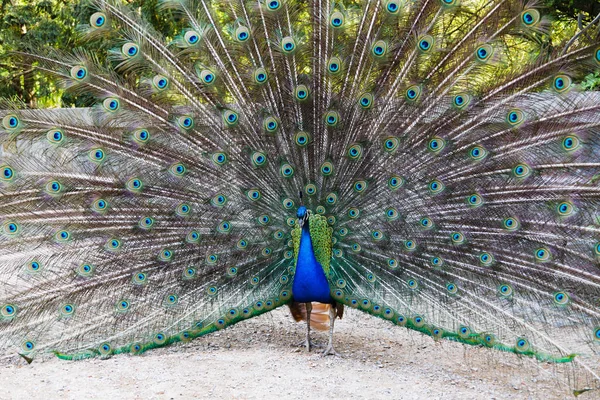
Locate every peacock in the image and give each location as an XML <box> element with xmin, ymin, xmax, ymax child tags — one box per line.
<box><xmin>2</xmin><ymin>0</ymin><xmax>600</xmax><ymax>394</ymax></box>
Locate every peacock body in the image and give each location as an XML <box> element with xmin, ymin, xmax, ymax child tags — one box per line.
<box><xmin>1</xmin><ymin>0</ymin><xmax>600</xmax><ymax>393</ymax></box>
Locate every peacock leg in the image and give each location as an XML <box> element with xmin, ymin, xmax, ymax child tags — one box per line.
<box><xmin>305</xmin><ymin>302</ymin><xmax>312</xmax><ymax>351</ymax></box>
<box><xmin>322</xmin><ymin>304</ymin><xmax>340</xmax><ymax>356</ymax></box>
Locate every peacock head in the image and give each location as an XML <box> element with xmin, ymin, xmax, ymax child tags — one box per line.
<box><xmin>297</xmin><ymin>206</ymin><xmax>309</xmax><ymax>226</ymax></box>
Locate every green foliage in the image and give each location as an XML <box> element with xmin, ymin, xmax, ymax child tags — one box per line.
<box><xmin>544</xmin><ymin>0</ymin><xmax>600</xmax><ymax>21</ymax></box>
<box><xmin>581</xmin><ymin>71</ymin><xmax>600</xmax><ymax>90</ymax></box>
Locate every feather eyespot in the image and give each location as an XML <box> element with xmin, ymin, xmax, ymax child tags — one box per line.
<box><xmin>383</xmin><ymin>137</ymin><xmax>399</xmax><ymax>153</ymax></box>
<box><xmin>70</xmin><ymin>66</ymin><xmax>87</xmax><ymax>81</ymax></box>
<box><xmin>263</xmin><ymin>116</ymin><xmax>278</xmax><ymax>133</ymax></box>
<box><xmin>45</xmin><ymin>180</ymin><xmax>63</xmax><ymax>195</ymax></box>
<box><xmin>103</xmin><ymin>98</ymin><xmax>120</xmax><ymax>113</ymax></box>
<box><xmin>502</xmin><ymin>217</ymin><xmax>520</xmax><ymax>231</ymax></box>
<box><xmin>211</xmin><ymin>194</ymin><xmax>227</xmax><ymax>207</ymax></box>
<box><xmin>418</xmin><ymin>35</ymin><xmax>433</xmax><ymax>52</ymax></box>
<box><xmin>482</xmin><ymin>333</ymin><xmax>496</xmax><ymax>347</ymax></box>
<box><xmin>122</xmin><ymin>43</ymin><xmax>139</xmax><ymax>58</ymax></box>
<box><xmin>177</xmin><ymin>115</ymin><xmax>194</xmax><ymax>129</ymax></box>
<box><xmin>126</xmin><ymin>177</ymin><xmax>143</xmax><ymax>192</ymax></box>
<box><xmin>77</xmin><ymin>263</ymin><xmax>95</xmax><ymax>277</ymax></box>
<box><xmin>90</xmin><ymin>12</ymin><xmax>107</xmax><ymax>28</ymax></box>
<box><xmin>329</xmin><ymin>11</ymin><xmax>345</xmax><ymax>28</ymax></box>
<box><xmin>385</xmin><ymin>0</ymin><xmax>401</xmax><ymax>14</ymax></box>
<box><xmin>420</xmin><ymin>217</ymin><xmax>433</xmax><ymax>229</ymax></box>
<box><xmin>534</xmin><ymin>247</ymin><xmax>551</xmax><ymax>262</ymax></box>
<box><xmin>347</xmin><ymin>143</ymin><xmax>363</xmax><ymax>160</ymax></box>
<box><xmin>512</xmin><ymin>163</ymin><xmax>531</xmax><ymax>178</ymax></box>
<box><xmin>371</xmin><ymin>230</ymin><xmax>383</xmax><ymax>241</ymax></box>
<box><xmin>388</xmin><ymin>175</ymin><xmax>404</xmax><ymax>190</ymax></box>
<box><xmin>427</xmin><ymin>137</ymin><xmax>445</xmax><ymax>153</ymax></box>
<box><xmin>428</xmin><ymin>179</ymin><xmax>445</xmax><ymax>194</ymax></box>
<box><xmin>266</xmin><ymin>0</ymin><xmax>281</xmax><ymax>10</ymax></box>
<box><xmin>169</xmin><ymin>162</ymin><xmax>186</xmax><ymax>177</ymax></box>
<box><xmin>251</xmin><ymin>151</ymin><xmax>267</xmax><ymax>168</ymax></box>
<box><xmin>105</xmin><ymin>238</ymin><xmax>122</xmax><ymax>251</ymax></box>
<box><xmin>553</xmin><ymin>291</ymin><xmax>569</xmax><ymax>306</ymax></box>
<box><xmin>459</xmin><ymin>326</ymin><xmax>471</xmax><ymax>339</ymax></box>
<box><xmin>359</xmin><ymin>93</ymin><xmax>374</xmax><ymax>109</ymax></box>
<box><xmin>281</xmin><ymin>37</ymin><xmax>296</xmax><ymax>54</ymax></box>
<box><xmin>184</xmin><ymin>30</ymin><xmax>201</xmax><ymax>45</ymax></box>
<box><xmin>327</xmin><ymin>57</ymin><xmax>342</xmax><ymax>74</ymax></box>
<box><xmin>450</xmin><ymin>232</ymin><xmax>465</xmax><ymax>244</ymax></box>
<box><xmin>89</xmin><ymin>148</ymin><xmax>105</xmax><ymax>163</ymax></box>
<box><xmin>467</xmin><ymin>193</ymin><xmax>483</xmax><ymax>207</ymax></box>
<box><xmin>372</xmin><ymin>40</ymin><xmax>388</xmax><ymax>58</ymax></box>
<box><xmin>186</xmin><ymin>231</ymin><xmax>200</xmax><ymax>243</ymax></box>
<box><xmin>26</xmin><ymin>260</ymin><xmax>42</xmax><ymax>274</ymax></box>
<box><xmin>479</xmin><ymin>252</ymin><xmax>494</xmax><ymax>266</ymax></box>
<box><xmin>294</xmin><ymin>131</ymin><xmax>310</xmax><ymax>147</ymax></box>
<box><xmin>453</xmin><ymin>93</ymin><xmax>471</xmax><ymax>109</ymax></box>
<box><xmin>412</xmin><ymin>315</ymin><xmax>425</xmax><ymax>327</ymax></box>
<box><xmin>320</xmin><ymin>161</ymin><xmax>334</xmax><ymax>176</ymax></box>
<box><xmin>507</xmin><ymin>109</ymin><xmax>524</xmax><ymax>126</ymax></box>
<box><xmin>1</xmin><ymin>304</ymin><xmax>17</xmax><ymax>318</ymax></box>
<box><xmin>561</xmin><ymin>135</ymin><xmax>580</xmax><ymax>151</ymax></box>
<box><xmin>47</xmin><ymin>129</ymin><xmax>64</xmax><ymax>144</ymax></box>
<box><xmin>324</xmin><ymin>111</ymin><xmax>340</xmax><ymax>127</ymax></box>
<box><xmin>280</xmin><ymin>163</ymin><xmax>294</xmax><ymax>177</ymax></box>
<box><xmin>132</xmin><ymin>129</ymin><xmax>150</xmax><ymax>144</ymax></box>
<box><xmin>152</xmin><ymin>75</ymin><xmax>169</xmax><ymax>91</ymax></box>
<box><xmin>218</xmin><ymin>220</ymin><xmax>232</xmax><ymax>233</ymax></box>
<box><xmin>176</xmin><ymin>203</ymin><xmax>191</xmax><ymax>216</ymax></box>
<box><xmin>475</xmin><ymin>44</ymin><xmax>493</xmax><ymax>62</ymax></box>
<box><xmin>132</xmin><ymin>272</ymin><xmax>148</xmax><ymax>285</ymax></box>
<box><xmin>212</xmin><ymin>152</ymin><xmax>227</xmax><ymax>166</ymax></box>
<box><xmin>556</xmin><ymin>201</ymin><xmax>574</xmax><ymax>217</ymax></box>
<box><xmin>21</xmin><ymin>340</ymin><xmax>35</xmax><ymax>353</ymax></box>
<box><xmin>431</xmin><ymin>256</ymin><xmax>443</xmax><ymax>267</ymax></box>
<box><xmin>222</xmin><ymin>110</ymin><xmax>239</xmax><ymax>127</ymax></box>
<box><xmin>295</xmin><ymin>85</ymin><xmax>310</xmax><ymax>101</ymax></box>
<box><xmin>498</xmin><ymin>284</ymin><xmax>513</xmax><ymax>298</ymax></box>
<box><xmin>235</xmin><ymin>26</ymin><xmax>250</xmax><ymax>42</ymax></box>
<box><xmin>553</xmin><ymin>74</ymin><xmax>571</xmax><ymax>93</ymax></box>
<box><xmin>353</xmin><ymin>180</ymin><xmax>367</xmax><ymax>193</ymax></box>
<box><xmin>60</xmin><ymin>303</ymin><xmax>75</xmax><ymax>317</ymax></box>
<box><xmin>405</xmin><ymin>85</ymin><xmax>421</xmax><ymax>102</ymax></box>
<box><xmin>469</xmin><ymin>145</ymin><xmax>487</xmax><ymax>161</ymax></box>
<box><xmin>521</xmin><ymin>9</ymin><xmax>540</xmax><ymax>26</ymax></box>
<box><xmin>446</xmin><ymin>282</ymin><xmax>458</xmax><ymax>295</ymax></box>
<box><xmin>282</xmin><ymin>198</ymin><xmax>294</xmax><ymax>209</ymax></box>
<box><xmin>138</xmin><ymin>216</ymin><xmax>154</xmax><ymax>229</ymax></box>
<box><xmin>385</xmin><ymin>207</ymin><xmax>399</xmax><ymax>220</ymax></box>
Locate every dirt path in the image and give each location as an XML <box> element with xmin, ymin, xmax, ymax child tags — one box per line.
<box><xmin>0</xmin><ymin>307</ymin><xmax>577</xmax><ymax>399</ymax></box>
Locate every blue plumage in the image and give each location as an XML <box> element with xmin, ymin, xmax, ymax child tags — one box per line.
<box><xmin>291</xmin><ymin>218</ymin><xmax>332</xmax><ymax>304</ymax></box>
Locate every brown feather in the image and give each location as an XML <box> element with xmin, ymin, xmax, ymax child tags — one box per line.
<box><xmin>287</xmin><ymin>302</ymin><xmax>343</xmax><ymax>331</ymax></box>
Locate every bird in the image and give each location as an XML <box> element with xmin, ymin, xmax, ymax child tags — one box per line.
<box><xmin>1</xmin><ymin>0</ymin><xmax>600</xmax><ymax>393</ymax></box>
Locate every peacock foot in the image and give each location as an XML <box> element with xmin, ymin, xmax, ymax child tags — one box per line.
<box><xmin>322</xmin><ymin>343</ymin><xmax>340</xmax><ymax>356</ymax></box>
<box><xmin>297</xmin><ymin>338</ymin><xmax>323</xmax><ymax>351</ymax></box>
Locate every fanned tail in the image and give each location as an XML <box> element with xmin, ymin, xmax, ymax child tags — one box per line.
<box><xmin>0</xmin><ymin>0</ymin><xmax>600</xmax><ymax>393</ymax></box>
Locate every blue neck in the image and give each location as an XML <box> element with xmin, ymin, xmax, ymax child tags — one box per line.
<box><xmin>291</xmin><ymin>221</ymin><xmax>332</xmax><ymax>303</ymax></box>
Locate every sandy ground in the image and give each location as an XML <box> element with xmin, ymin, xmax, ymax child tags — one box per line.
<box><xmin>0</xmin><ymin>307</ymin><xmax>585</xmax><ymax>400</ymax></box>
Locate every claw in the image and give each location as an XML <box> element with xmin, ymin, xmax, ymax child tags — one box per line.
<box><xmin>322</xmin><ymin>344</ymin><xmax>340</xmax><ymax>356</ymax></box>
